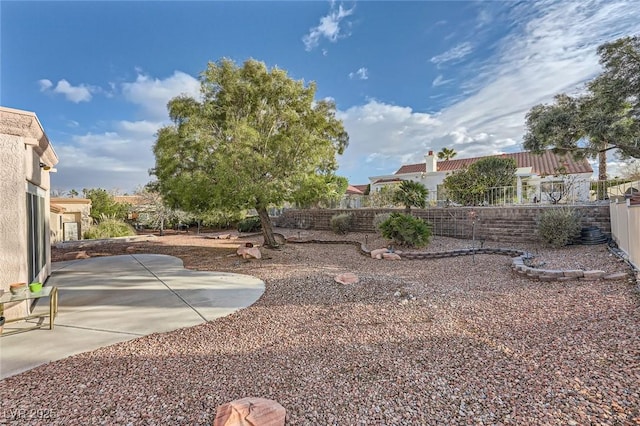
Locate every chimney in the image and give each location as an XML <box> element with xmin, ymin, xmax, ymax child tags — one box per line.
<box><xmin>425</xmin><ymin>150</ymin><xmax>437</xmax><ymax>173</ymax></box>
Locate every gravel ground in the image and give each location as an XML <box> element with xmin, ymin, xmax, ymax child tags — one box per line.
<box><xmin>3</xmin><ymin>229</ymin><xmax>639</xmax><ymax>425</ymax></box>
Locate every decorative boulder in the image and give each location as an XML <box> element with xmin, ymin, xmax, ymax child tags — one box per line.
<box><xmin>213</xmin><ymin>397</ymin><xmax>285</xmax><ymax>426</ymax></box>
<box><xmin>334</xmin><ymin>273</ymin><xmax>359</xmax><ymax>285</ymax></box>
<box><xmin>62</xmin><ymin>250</ymin><xmax>90</xmax><ymax>260</ymax></box>
<box><xmin>370</xmin><ymin>248</ymin><xmax>388</xmax><ymax>259</ymax></box>
<box><xmin>382</xmin><ymin>252</ymin><xmax>401</xmax><ymax>260</ymax></box>
<box><xmin>236</xmin><ymin>247</ymin><xmax>262</xmax><ymax>259</ymax></box>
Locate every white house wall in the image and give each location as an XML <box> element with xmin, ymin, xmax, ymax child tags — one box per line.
<box><xmin>370</xmin><ymin>172</ymin><xmax>593</xmax><ymax>204</ymax></box>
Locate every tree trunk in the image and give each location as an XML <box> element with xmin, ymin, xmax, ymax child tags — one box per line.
<box><xmin>256</xmin><ymin>205</ymin><xmax>278</xmax><ymax>248</ymax></box>
<box><xmin>597</xmin><ymin>148</ymin><xmax>608</xmax><ymax>200</ymax></box>
<box><xmin>598</xmin><ymin>150</ymin><xmax>607</xmax><ymax>181</ymax></box>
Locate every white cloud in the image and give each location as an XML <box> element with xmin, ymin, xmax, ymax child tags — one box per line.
<box><xmin>303</xmin><ymin>2</ymin><xmax>355</xmax><ymax>51</ymax></box>
<box><xmin>430</xmin><ymin>42</ymin><xmax>474</xmax><ymax>66</ymax></box>
<box><xmin>38</xmin><ymin>79</ymin><xmax>53</xmax><ymax>91</ymax></box>
<box><xmin>349</xmin><ymin>67</ymin><xmax>369</xmax><ymax>80</ymax></box>
<box><xmin>121</xmin><ymin>71</ymin><xmax>200</xmax><ymax>120</ymax></box>
<box><xmin>52</xmin><ymin>120</ymin><xmax>160</xmax><ymax>191</ymax></box>
<box><xmin>39</xmin><ymin>79</ymin><xmax>94</xmax><ymax>102</ymax></box>
<box><xmin>432</xmin><ymin>74</ymin><xmax>453</xmax><ymax>87</ymax></box>
<box><xmin>338</xmin><ymin>0</ymin><xmax>640</xmax><ymax>183</ymax></box>
<box><xmin>337</xmin><ymin>100</ymin><xmax>440</xmax><ymax>179</ymax></box>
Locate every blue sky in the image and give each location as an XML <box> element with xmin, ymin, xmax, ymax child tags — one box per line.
<box><xmin>2</xmin><ymin>1</ymin><xmax>639</xmax><ymax>194</ymax></box>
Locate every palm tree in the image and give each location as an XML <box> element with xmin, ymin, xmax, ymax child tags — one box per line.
<box><xmin>437</xmin><ymin>147</ymin><xmax>457</xmax><ymax>161</ymax></box>
<box><xmin>393</xmin><ymin>180</ymin><xmax>429</xmax><ymax>213</ymax></box>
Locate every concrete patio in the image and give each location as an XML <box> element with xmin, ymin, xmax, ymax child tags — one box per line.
<box><xmin>0</xmin><ymin>254</ymin><xmax>265</xmax><ymax>379</ymax></box>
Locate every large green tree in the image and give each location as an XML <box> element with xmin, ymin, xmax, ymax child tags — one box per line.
<box><xmin>393</xmin><ymin>180</ymin><xmax>428</xmax><ymax>213</ymax></box>
<box><xmin>152</xmin><ymin>58</ymin><xmax>349</xmax><ymax>247</ymax></box>
<box><xmin>82</xmin><ymin>188</ymin><xmax>130</xmax><ymax>222</ymax></box>
<box><xmin>523</xmin><ymin>36</ymin><xmax>640</xmax><ymax>181</ymax></box>
<box><xmin>442</xmin><ymin>157</ymin><xmax>517</xmax><ymax>206</ymax></box>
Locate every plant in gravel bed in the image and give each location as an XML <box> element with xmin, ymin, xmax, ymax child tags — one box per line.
<box><xmin>330</xmin><ymin>213</ymin><xmax>354</xmax><ymax>234</ymax></box>
<box><xmin>83</xmin><ymin>216</ymin><xmax>137</xmax><ymax>239</ymax></box>
<box><xmin>378</xmin><ymin>212</ymin><xmax>432</xmax><ymax>248</ymax></box>
<box><xmin>536</xmin><ymin>207</ymin><xmax>582</xmax><ymax>247</ymax></box>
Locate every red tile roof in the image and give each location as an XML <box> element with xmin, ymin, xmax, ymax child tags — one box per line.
<box><xmin>395</xmin><ymin>150</ymin><xmax>593</xmax><ymax>176</ymax></box>
<box><xmin>373</xmin><ymin>178</ymin><xmax>403</xmax><ymax>184</ymax></box>
<box><xmin>345</xmin><ymin>185</ymin><xmax>364</xmax><ymax>195</ymax></box>
<box><xmin>352</xmin><ymin>184</ymin><xmax>369</xmax><ymax>193</ymax></box>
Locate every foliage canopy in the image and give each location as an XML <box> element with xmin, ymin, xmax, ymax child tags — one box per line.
<box><xmin>523</xmin><ymin>36</ymin><xmax>640</xmax><ymax>180</ymax></box>
<box><xmin>82</xmin><ymin>188</ymin><xmax>130</xmax><ymax>222</ymax></box>
<box><xmin>393</xmin><ymin>180</ymin><xmax>428</xmax><ymax>213</ymax></box>
<box><xmin>152</xmin><ymin>58</ymin><xmax>349</xmax><ymax>247</ymax></box>
<box><xmin>442</xmin><ymin>157</ymin><xmax>517</xmax><ymax>206</ymax></box>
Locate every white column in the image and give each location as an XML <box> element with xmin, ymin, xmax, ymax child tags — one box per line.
<box><xmin>516</xmin><ymin>176</ymin><xmax>522</xmax><ymax>204</ymax></box>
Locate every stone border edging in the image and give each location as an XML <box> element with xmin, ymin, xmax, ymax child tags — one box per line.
<box><xmin>283</xmin><ymin>235</ymin><xmax>629</xmax><ymax>282</ymax></box>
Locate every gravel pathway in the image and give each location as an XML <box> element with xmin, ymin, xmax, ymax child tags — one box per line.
<box><xmin>2</xmin><ymin>231</ymin><xmax>639</xmax><ymax>425</ymax></box>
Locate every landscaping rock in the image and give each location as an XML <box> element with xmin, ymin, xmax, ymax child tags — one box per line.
<box><xmin>382</xmin><ymin>252</ymin><xmax>401</xmax><ymax>260</ymax></box>
<box><xmin>370</xmin><ymin>248</ymin><xmax>388</xmax><ymax>259</ymax></box>
<box><xmin>62</xmin><ymin>250</ymin><xmax>90</xmax><ymax>260</ymax></box>
<box><xmin>603</xmin><ymin>272</ymin><xmax>628</xmax><ymax>280</ymax></box>
<box><xmin>236</xmin><ymin>247</ymin><xmax>262</xmax><ymax>260</ymax></box>
<box><xmin>582</xmin><ymin>270</ymin><xmax>606</xmax><ymax>280</ymax></box>
<box><xmin>334</xmin><ymin>273</ymin><xmax>359</xmax><ymax>285</ymax></box>
<box><xmin>213</xmin><ymin>397</ymin><xmax>285</xmax><ymax>426</ymax></box>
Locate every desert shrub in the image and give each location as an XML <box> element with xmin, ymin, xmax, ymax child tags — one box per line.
<box><xmin>378</xmin><ymin>212</ymin><xmax>432</xmax><ymax>248</ymax></box>
<box><xmin>372</xmin><ymin>212</ymin><xmax>392</xmax><ymax>234</ymax></box>
<box><xmin>237</xmin><ymin>216</ymin><xmax>262</xmax><ymax>233</ymax></box>
<box><xmin>83</xmin><ymin>218</ymin><xmax>136</xmax><ymax>239</ymax></box>
<box><xmin>537</xmin><ymin>207</ymin><xmax>582</xmax><ymax>247</ymax></box>
<box><xmin>330</xmin><ymin>213</ymin><xmax>353</xmax><ymax>234</ymax></box>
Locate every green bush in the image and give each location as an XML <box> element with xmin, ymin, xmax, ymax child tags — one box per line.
<box><xmin>378</xmin><ymin>212</ymin><xmax>432</xmax><ymax>248</ymax></box>
<box><xmin>372</xmin><ymin>213</ymin><xmax>392</xmax><ymax>234</ymax></box>
<box><xmin>83</xmin><ymin>218</ymin><xmax>137</xmax><ymax>239</ymax></box>
<box><xmin>237</xmin><ymin>216</ymin><xmax>262</xmax><ymax>233</ymax></box>
<box><xmin>537</xmin><ymin>208</ymin><xmax>582</xmax><ymax>247</ymax></box>
<box><xmin>330</xmin><ymin>213</ymin><xmax>353</xmax><ymax>235</ymax></box>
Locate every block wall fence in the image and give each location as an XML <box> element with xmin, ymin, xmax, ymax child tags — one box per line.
<box><xmin>274</xmin><ymin>205</ymin><xmax>611</xmax><ymax>244</ymax></box>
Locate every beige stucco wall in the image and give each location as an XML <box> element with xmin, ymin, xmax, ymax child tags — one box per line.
<box><xmin>0</xmin><ymin>107</ymin><xmax>58</xmax><ymax>320</ymax></box>
<box><xmin>50</xmin><ymin>198</ymin><xmax>92</xmax><ymax>242</ymax></box>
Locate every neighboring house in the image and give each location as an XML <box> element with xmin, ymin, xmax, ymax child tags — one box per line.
<box><xmin>605</xmin><ymin>180</ymin><xmax>640</xmax><ymax>201</ymax></box>
<box><xmin>50</xmin><ymin>198</ymin><xmax>92</xmax><ymax>242</ymax></box>
<box><xmin>0</xmin><ymin>106</ymin><xmax>59</xmax><ymax>319</ymax></box>
<box><xmin>369</xmin><ymin>149</ymin><xmax>593</xmax><ymax>204</ymax></box>
<box><xmin>341</xmin><ymin>184</ymin><xmax>369</xmax><ymax>209</ymax></box>
<box><xmin>114</xmin><ymin>195</ymin><xmax>154</xmax><ymax>225</ymax></box>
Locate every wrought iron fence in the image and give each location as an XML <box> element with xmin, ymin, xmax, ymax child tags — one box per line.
<box><xmin>333</xmin><ymin>179</ymin><xmax>640</xmax><ymax>209</ymax></box>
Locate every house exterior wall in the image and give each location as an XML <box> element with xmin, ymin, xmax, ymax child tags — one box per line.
<box><xmin>50</xmin><ymin>198</ymin><xmax>92</xmax><ymax>241</ymax></box>
<box><xmin>370</xmin><ymin>172</ymin><xmax>593</xmax><ymax>204</ymax></box>
<box><xmin>0</xmin><ymin>107</ymin><xmax>58</xmax><ymax>320</ymax></box>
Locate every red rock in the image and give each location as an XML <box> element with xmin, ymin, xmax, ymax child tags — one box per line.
<box><xmin>382</xmin><ymin>252</ymin><xmax>401</xmax><ymax>260</ymax></box>
<box><xmin>370</xmin><ymin>248</ymin><xmax>387</xmax><ymax>259</ymax></box>
<box><xmin>236</xmin><ymin>247</ymin><xmax>262</xmax><ymax>259</ymax></box>
<box><xmin>335</xmin><ymin>273</ymin><xmax>359</xmax><ymax>285</ymax></box>
<box><xmin>213</xmin><ymin>397</ymin><xmax>285</xmax><ymax>426</ymax></box>
<box><xmin>62</xmin><ymin>250</ymin><xmax>90</xmax><ymax>260</ymax></box>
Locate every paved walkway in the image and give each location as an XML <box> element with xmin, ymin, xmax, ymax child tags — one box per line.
<box><xmin>0</xmin><ymin>254</ymin><xmax>265</xmax><ymax>379</ymax></box>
